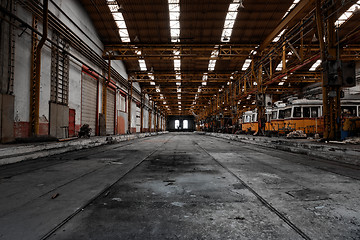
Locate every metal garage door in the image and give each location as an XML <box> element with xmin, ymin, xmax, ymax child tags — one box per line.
<box><xmin>106</xmin><ymin>88</ymin><xmax>115</xmax><ymax>135</ymax></box>
<box><xmin>81</xmin><ymin>72</ymin><xmax>97</xmax><ymax>136</ymax></box>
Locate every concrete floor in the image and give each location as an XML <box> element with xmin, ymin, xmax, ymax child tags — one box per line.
<box><xmin>0</xmin><ymin>133</ymin><xmax>359</xmax><ymax>240</ymax></box>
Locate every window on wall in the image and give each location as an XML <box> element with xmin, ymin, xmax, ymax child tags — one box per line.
<box><xmin>175</xmin><ymin>120</ymin><xmax>180</xmax><ymax>129</ymax></box>
<box><xmin>183</xmin><ymin>120</ymin><xmax>188</xmax><ymax>129</ymax></box>
<box><xmin>119</xmin><ymin>94</ymin><xmax>126</xmax><ymax>112</ymax></box>
<box><xmin>50</xmin><ymin>31</ymin><xmax>69</xmax><ymax>104</ymax></box>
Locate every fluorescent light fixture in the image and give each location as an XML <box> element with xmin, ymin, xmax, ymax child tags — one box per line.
<box><xmin>278</xmin><ymin>81</ymin><xmax>285</xmax><ymax>85</ymax></box>
<box><xmin>202</xmin><ymin>81</ymin><xmax>207</xmax><ymax>86</ymax></box>
<box><xmin>309</xmin><ymin>60</ymin><xmax>322</xmax><ymax>71</ymax></box>
<box><xmin>176</xmin><ymin>82</ymin><xmax>181</xmax><ymax>86</ymax></box>
<box><xmin>150</xmin><ymin>81</ymin><xmax>156</xmax><ymax>85</ymax></box>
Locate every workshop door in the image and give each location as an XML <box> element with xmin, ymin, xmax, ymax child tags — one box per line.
<box><xmin>81</xmin><ymin>72</ymin><xmax>98</xmax><ymax>136</ymax></box>
<box><xmin>68</xmin><ymin>109</ymin><xmax>75</xmax><ymax>137</ymax></box>
<box><xmin>106</xmin><ymin>88</ymin><xmax>115</xmax><ymax>135</ymax></box>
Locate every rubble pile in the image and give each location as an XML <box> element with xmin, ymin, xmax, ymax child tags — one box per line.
<box><xmin>344</xmin><ymin>137</ymin><xmax>360</xmax><ymax>144</ymax></box>
<box><xmin>286</xmin><ymin>130</ymin><xmax>307</xmax><ymax>139</ymax></box>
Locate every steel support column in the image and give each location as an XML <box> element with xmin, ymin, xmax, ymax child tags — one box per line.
<box><xmin>128</xmin><ymin>77</ymin><xmax>133</xmax><ymax>133</ymax></box>
<box><xmin>29</xmin><ymin>0</ymin><xmax>48</xmax><ymax>136</ymax></box>
<box><xmin>140</xmin><ymin>92</ymin><xmax>144</xmax><ymax>133</ymax></box>
<box><xmin>316</xmin><ymin>0</ymin><xmax>341</xmax><ymax>140</ymax></box>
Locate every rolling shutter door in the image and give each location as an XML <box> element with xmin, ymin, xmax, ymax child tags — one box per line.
<box><xmin>106</xmin><ymin>88</ymin><xmax>115</xmax><ymax>135</ymax></box>
<box><xmin>81</xmin><ymin>72</ymin><xmax>97</xmax><ymax>136</ymax></box>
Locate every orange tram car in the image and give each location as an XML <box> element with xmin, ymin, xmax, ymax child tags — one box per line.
<box><xmin>241</xmin><ymin>99</ymin><xmax>360</xmax><ymax>138</ymax></box>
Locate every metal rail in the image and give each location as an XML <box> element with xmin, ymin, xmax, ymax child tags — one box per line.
<box><xmin>39</xmin><ymin>134</ymin><xmax>174</xmax><ymax>240</ymax></box>
<box><xmin>194</xmin><ymin>140</ymin><xmax>312</xmax><ymax>240</ymax></box>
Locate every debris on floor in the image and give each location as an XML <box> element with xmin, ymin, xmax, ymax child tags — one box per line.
<box><xmin>286</xmin><ymin>130</ymin><xmax>307</xmax><ymax>139</ymax></box>
<box><xmin>344</xmin><ymin>137</ymin><xmax>360</xmax><ymax>144</ymax></box>
<box><xmin>51</xmin><ymin>193</ymin><xmax>60</xmax><ymax>199</ymax></box>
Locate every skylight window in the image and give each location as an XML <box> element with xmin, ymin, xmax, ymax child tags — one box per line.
<box><xmin>273</xmin><ymin>29</ymin><xmax>286</xmax><ymax>42</ymax></box>
<box><xmin>210</xmin><ymin>50</ymin><xmax>219</xmax><ymax>58</ymax></box>
<box><xmin>309</xmin><ymin>60</ymin><xmax>322</xmax><ymax>71</ymax></box>
<box><xmin>221</xmin><ymin>1</ymin><xmax>240</xmax><ymax>42</ymax></box>
<box><xmin>138</xmin><ymin>59</ymin><xmax>147</xmax><ymax>71</ymax></box>
<box><xmin>282</xmin><ymin>0</ymin><xmax>300</xmax><ymax>19</ymax></box>
<box><xmin>275</xmin><ymin>60</ymin><xmax>288</xmax><ymax>71</ymax></box>
<box><xmin>174</xmin><ymin>59</ymin><xmax>181</xmax><ymax>71</ymax></box>
<box><xmin>107</xmin><ymin>2</ymin><xmax>130</xmax><ymax>43</ymax></box>
<box><xmin>208</xmin><ymin>60</ymin><xmax>217</xmax><ymax>71</ymax></box>
<box><xmin>206</xmin><ymin>1</ymin><xmax>240</xmax><ymax>78</ymax></box>
<box><xmin>168</xmin><ymin>0</ymin><xmax>181</xmax><ymax>42</ymax></box>
<box><xmin>202</xmin><ymin>73</ymin><xmax>208</xmax><ymax>86</ymax></box>
<box><xmin>242</xmin><ymin>59</ymin><xmax>252</xmax><ymax>71</ymax></box>
<box><xmin>335</xmin><ymin>1</ymin><xmax>360</xmax><ymax>27</ymax></box>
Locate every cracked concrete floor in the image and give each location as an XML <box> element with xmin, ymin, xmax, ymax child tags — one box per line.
<box><xmin>0</xmin><ymin>133</ymin><xmax>359</xmax><ymax>240</ymax></box>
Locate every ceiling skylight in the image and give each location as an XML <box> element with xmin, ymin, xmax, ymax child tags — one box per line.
<box><xmin>107</xmin><ymin>1</ymin><xmax>130</xmax><ymax>42</ymax></box>
<box><xmin>221</xmin><ymin>1</ymin><xmax>242</xmax><ymax>42</ymax></box>
<box><xmin>205</xmin><ymin>1</ymin><xmax>241</xmax><ymax>82</ymax></box>
<box><xmin>309</xmin><ymin>60</ymin><xmax>321</xmax><ymax>71</ymax></box>
<box><xmin>275</xmin><ymin>60</ymin><xmax>288</xmax><ymax>71</ymax></box>
<box><xmin>241</xmin><ymin>59</ymin><xmax>252</xmax><ymax>71</ymax></box>
<box><xmin>169</xmin><ymin>0</ymin><xmax>181</xmax><ymax>42</ymax></box>
<box><xmin>273</xmin><ymin>29</ymin><xmax>286</xmax><ymax>42</ymax></box>
<box><xmin>138</xmin><ymin>59</ymin><xmax>147</xmax><ymax>71</ymax></box>
<box><xmin>208</xmin><ymin>60</ymin><xmax>217</xmax><ymax>71</ymax></box>
<box><xmin>335</xmin><ymin>1</ymin><xmax>360</xmax><ymax>27</ymax></box>
<box><xmin>174</xmin><ymin>59</ymin><xmax>181</xmax><ymax>71</ymax></box>
<box><xmin>282</xmin><ymin>0</ymin><xmax>300</xmax><ymax>19</ymax></box>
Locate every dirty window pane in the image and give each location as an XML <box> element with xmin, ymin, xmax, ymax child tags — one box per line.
<box><xmin>311</xmin><ymin>107</ymin><xmax>319</xmax><ymax>118</ymax></box>
<box><xmin>175</xmin><ymin>120</ymin><xmax>180</xmax><ymax>129</ymax></box>
<box><xmin>272</xmin><ymin>111</ymin><xmax>278</xmax><ymax>119</ymax></box>
<box><xmin>279</xmin><ymin>110</ymin><xmax>285</xmax><ymax>119</ymax></box>
<box><xmin>284</xmin><ymin>108</ymin><xmax>292</xmax><ymax>118</ymax></box>
<box><xmin>294</xmin><ymin>107</ymin><xmax>301</xmax><ymax>117</ymax></box>
<box><xmin>303</xmin><ymin>107</ymin><xmax>310</xmax><ymax>118</ymax></box>
<box><xmin>341</xmin><ymin>106</ymin><xmax>357</xmax><ymax>117</ymax></box>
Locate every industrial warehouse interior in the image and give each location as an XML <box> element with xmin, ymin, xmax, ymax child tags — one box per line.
<box><xmin>0</xmin><ymin>0</ymin><xmax>360</xmax><ymax>239</ymax></box>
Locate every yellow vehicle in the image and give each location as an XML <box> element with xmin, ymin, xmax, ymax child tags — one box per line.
<box><xmin>240</xmin><ymin>99</ymin><xmax>360</xmax><ymax>137</ymax></box>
